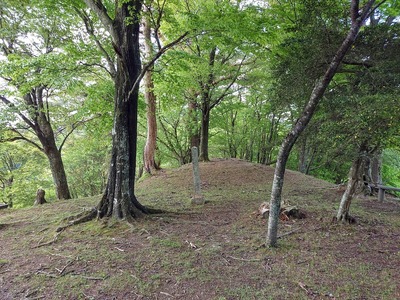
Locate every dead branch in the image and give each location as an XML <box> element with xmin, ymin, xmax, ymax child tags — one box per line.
<box><xmin>277</xmin><ymin>227</ymin><xmax>301</xmax><ymax>239</ymax></box>
<box><xmin>35</xmin><ymin>270</ymin><xmax>58</xmax><ymax>278</ymax></box>
<box><xmin>56</xmin><ymin>260</ymin><xmax>74</xmax><ymax>276</ymax></box>
<box><xmin>71</xmin><ymin>273</ymin><xmax>109</xmax><ymax>281</ymax></box>
<box><xmin>225</xmin><ymin>255</ymin><xmax>262</xmax><ymax>262</ymax></box>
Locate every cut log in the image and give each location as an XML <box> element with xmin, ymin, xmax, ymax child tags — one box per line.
<box><xmin>34</xmin><ymin>189</ymin><xmax>47</xmax><ymax>205</ymax></box>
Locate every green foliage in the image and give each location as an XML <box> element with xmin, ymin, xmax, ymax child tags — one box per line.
<box><xmin>63</xmin><ymin>133</ymin><xmax>110</xmax><ymax>198</ymax></box>
<box><xmin>382</xmin><ymin>149</ymin><xmax>400</xmax><ymax>189</ymax></box>
<box><xmin>0</xmin><ymin>143</ymin><xmax>54</xmax><ymax>208</ymax></box>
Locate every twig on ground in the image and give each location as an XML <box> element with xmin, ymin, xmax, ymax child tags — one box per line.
<box><xmin>220</xmin><ymin>255</ymin><xmax>230</xmax><ymax>265</ymax></box>
<box><xmin>160</xmin><ymin>291</ymin><xmax>174</xmax><ymax>297</ymax></box>
<box><xmin>70</xmin><ymin>273</ymin><xmax>109</xmax><ymax>281</ymax></box>
<box><xmin>277</xmin><ymin>227</ymin><xmax>301</xmax><ymax>239</ymax></box>
<box><xmin>56</xmin><ymin>260</ymin><xmax>74</xmax><ymax>275</ymax></box>
<box><xmin>35</xmin><ymin>270</ymin><xmax>58</xmax><ymax>278</ymax></box>
<box><xmin>225</xmin><ymin>255</ymin><xmax>261</xmax><ymax>262</ymax></box>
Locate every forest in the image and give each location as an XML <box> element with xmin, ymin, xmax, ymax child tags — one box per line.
<box><xmin>1</xmin><ymin>0</ymin><xmax>400</xmax><ymax>242</ymax></box>
<box><xmin>0</xmin><ymin>0</ymin><xmax>397</xmax><ymax>199</ymax></box>
<box><xmin>0</xmin><ymin>0</ymin><xmax>400</xmax><ymax>298</ymax></box>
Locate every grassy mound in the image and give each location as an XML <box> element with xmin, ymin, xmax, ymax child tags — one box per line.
<box><xmin>1</xmin><ymin>159</ymin><xmax>399</xmax><ymax>299</ymax></box>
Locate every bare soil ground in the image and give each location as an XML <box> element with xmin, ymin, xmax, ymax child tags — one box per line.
<box><xmin>0</xmin><ymin>159</ymin><xmax>399</xmax><ymax>299</ymax></box>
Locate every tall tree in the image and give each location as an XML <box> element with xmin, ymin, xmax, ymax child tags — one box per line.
<box><xmin>266</xmin><ymin>0</ymin><xmax>384</xmax><ymax>247</ymax></box>
<box><xmin>79</xmin><ymin>0</ymin><xmax>186</xmax><ymax>222</ymax></box>
<box><xmin>0</xmin><ymin>1</ymin><xmax>80</xmax><ymax>200</ymax></box>
<box><xmin>80</xmin><ymin>0</ymin><xmax>147</xmax><ymax>220</ymax></box>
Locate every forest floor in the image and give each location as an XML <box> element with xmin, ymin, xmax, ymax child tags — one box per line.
<box><xmin>0</xmin><ymin>159</ymin><xmax>399</xmax><ymax>300</ymax></box>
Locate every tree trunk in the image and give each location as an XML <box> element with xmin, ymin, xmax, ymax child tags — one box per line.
<box><xmin>94</xmin><ymin>0</ymin><xmax>148</xmax><ymax>221</ymax></box>
<box><xmin>45</xmin><ymin>144</ymin><xmax>71</xmax><ymax>200</ymax></box>
<box><xmin>27</xmin><ymin>88</ymin><xmax>71</xmax><ymax>200</ymax></box>
<box><xmin>371</xmin><ymin>150</ymin><xmax>382</xmax><ymax>185</ymax></box>
<box><xmin>336</xmin><ymin>148</ymin><xmax>364</xmax><ymax>222</ymax></box>
<box><xmin>199</xmin><ymin>107</ymin><xmax>210</xmax><ymax>162</ymax></box>
<box><xmin>266</xmin><ymin>0</ymin><xmax>377</xmax><ymax>247</ymax></box>
<box><xmin>198</xmin><ymin>47</ymin><xmax>216</xmax><ymax>162</ymax></box>
<box><xmin>143</xmin><ymin>11</ymin><xmax>159</xmax><ymax>175</ymax></box>
<box><xmin>188</xmin><ymin>100</ymin><xmax>200</xmax><ymax>162</ymax></box>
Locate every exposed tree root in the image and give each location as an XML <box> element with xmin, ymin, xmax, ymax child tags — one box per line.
<box><xmin>56</xmin><ymin>206</ymin><xmax>167</xmax><ymax>232</ymax></box>
<box><xmin>56</xmin><ymin>208</ymin><xmax>97</xmax><ymax>232</ymax></box>
<box><xmin>33</xmin><ymin>231</ymin><xmax>62</xmax><ymax>248</ymax></box>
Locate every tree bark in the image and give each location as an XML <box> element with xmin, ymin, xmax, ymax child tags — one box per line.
<box><xmin>336</xmin><ymin>143</ymin><xmax>367</xmax><ymax>221</ymax></box>
<box><xmin>86</xmin><ymin>0</ymin><xmax>148</xmax><ymax>221</ymax></box>
<box><xmin>199</xmin><ymin>47</ymin><xmax>216</xmax><ymax>162</ymax></box>
<box><xmin>266</xmin><ymin>0</ymin><xmax>379</xmax><ymax>247</ymax></box>
<box><xmin>142</xmin><ymin>10</ymin><xmax>159</xmax><ymax>175</ymax></box>
<box><xmin>199</xmin><ymin>107</ymin><xmax>211</xmax><ymax>162</ymax></box>
<box><xmin>371</xmin><ymin>150</ymin><xmax>382</xmax><ymax>185</ymax></box>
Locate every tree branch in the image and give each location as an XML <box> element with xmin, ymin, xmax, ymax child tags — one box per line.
<box><xmin>75</xmin><ymin>8</ymin><xmax>117</xmax><ymax>78</ymax></box>
<box><xmin>128</xmin><ymin>31</ymin><xmax>189</xmax><ymax>99</ymax></box>
<box><xmin>82</xmin><ymin>0</ymin><xmax>116</xmax><ymax>43</ymax></box>
<box><xmin>0</xmin><ymin>95</ymin><xmax>37</xmax><ymax>130</ymax></box>
<box><xmin>1</xmin><ymin>129</ymin><xmax>44</xmax><ymax>152</ymax></box>
<box><xmin>58</xmin><ymin>114</ymin><xmax>101</xmax><ymax>153</ymax></box>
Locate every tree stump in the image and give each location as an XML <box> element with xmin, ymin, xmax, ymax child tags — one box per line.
<box><xmin>34</xmin><ymin>189</ymin><xmax>47</xmax><ymax>205</ymax></box>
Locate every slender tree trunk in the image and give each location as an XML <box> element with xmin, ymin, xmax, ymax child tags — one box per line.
<box><xmin>142</xmin><ymin>11</ymin><xmax>159</xmax><ymax>175</ymax></box>
<box><xmin>188</xmin><ymin>100</ymin><xmax>200</xmax><ymax>161</ymax></box>
<box><xmin>266</xmin><ymin>0</ymin><xmax>378</xmax><ymax>247</ymax></box>
<box><xmin>198</xmin><ymin>47</ymin><xmax>216</xmax><ymax>162</ymax></box>
<box><xmin>371</xmin><ymin>150</ymin><xmax>382</xmax><ymax>185</ymax></box>
<box><xmin>199</xmin><ymin>107</ymin><xmax>210</xmax><ymax>162</ymax></box>
<box><xmin>336</xmin><ymin>146</ymin><xmax>365</xmax><ymax>221</ymax></box>
<box><xmin>298</xmin><ymin>137</ymin><xmax>308</xmax><ymax>174</ymax></box>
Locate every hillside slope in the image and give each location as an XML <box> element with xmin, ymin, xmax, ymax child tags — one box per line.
<box><xmin>0</xmin><ymin>159</ymin><xmax>399</xmax><ymax>299</ymax></box>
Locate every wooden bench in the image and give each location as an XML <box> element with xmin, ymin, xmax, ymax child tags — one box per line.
<box><xmin>373</xmin><ymin>185</ymin><xmax>400</xmax><ymax>201</ymax></box>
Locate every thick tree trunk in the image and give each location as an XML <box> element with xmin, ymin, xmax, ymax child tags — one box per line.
<box><xmin>266</xmin><ymin>0</ymin><xmax>377</xmax><ymax>247</ymax></box>
<box><xmin>95</xmin><ymin>0</ymin><xmax>148</xmax><ymax>221</ymax></box>
<box><xmin>143</xmin><ymin>12</ymin><xmax>159</xmax><ymax>175</ymax></box>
